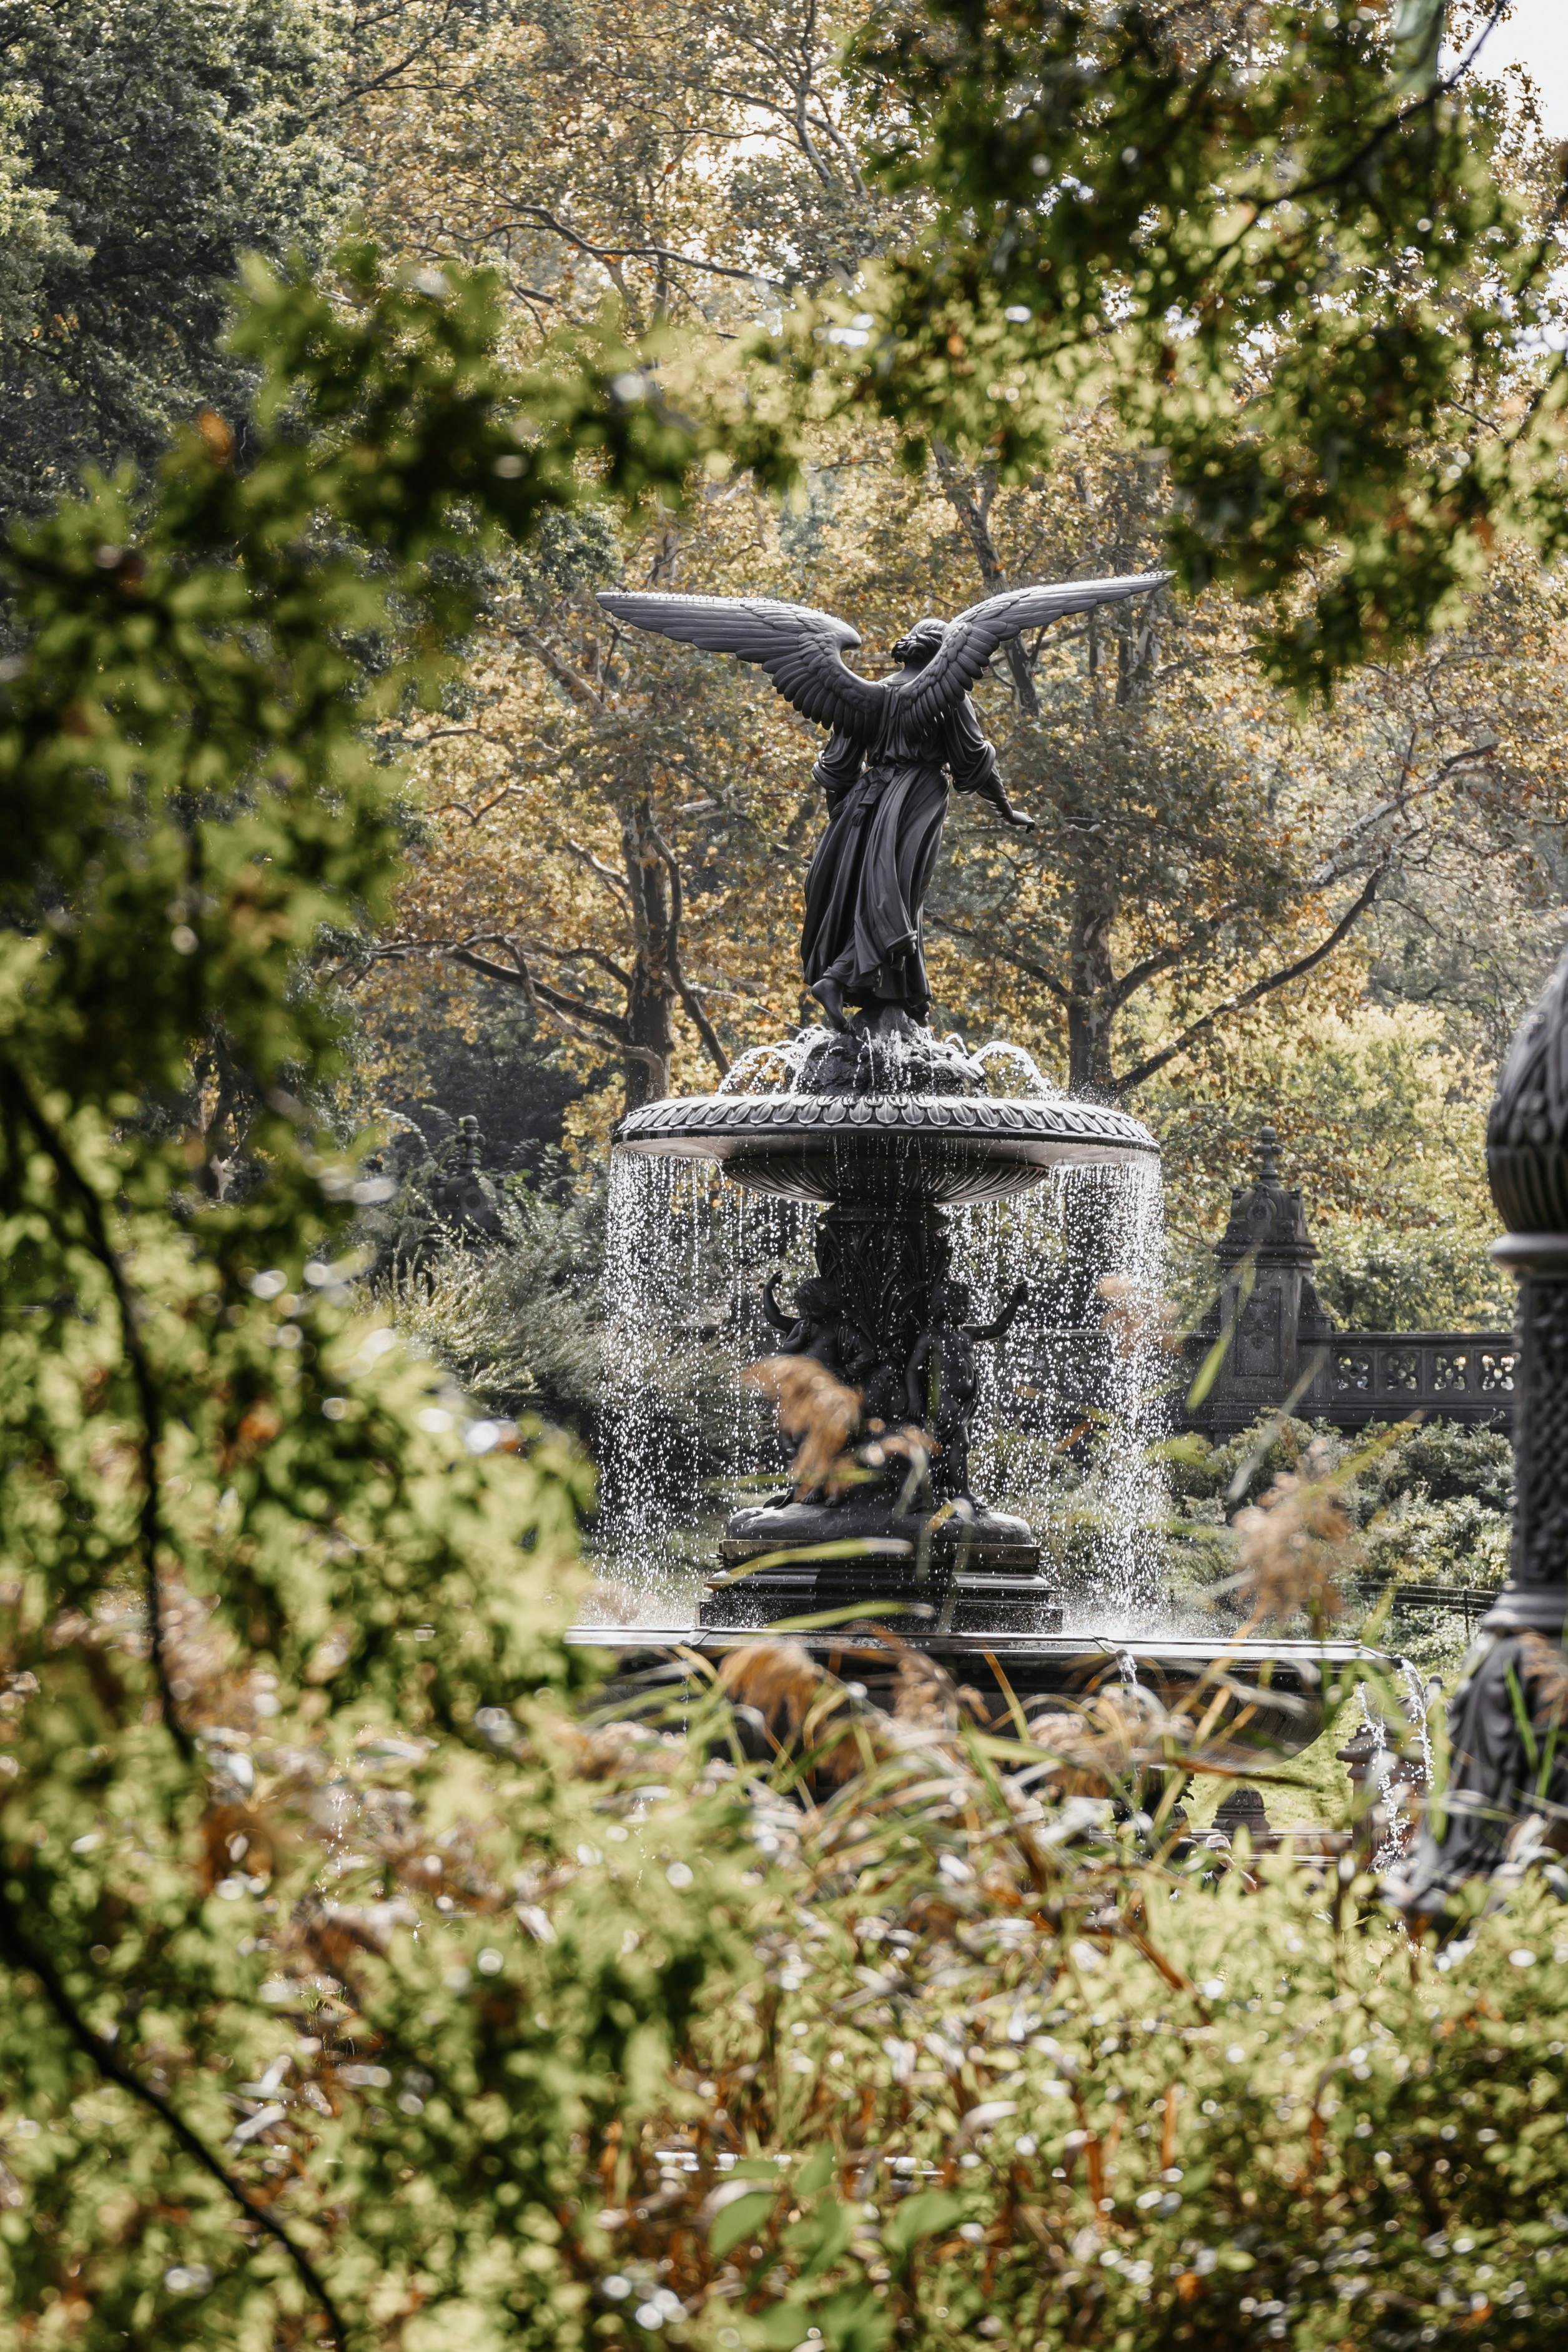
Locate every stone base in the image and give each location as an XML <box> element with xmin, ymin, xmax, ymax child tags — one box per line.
<box><xmin>702</xmin><ymin>1496</ymin><xmax>1057</xmax><ymax>1633</ymax></box>
<box><xmin>568</xmin><ymin>1623</ymin><xmax>1373</xmax><ymax>1763</ymax></box>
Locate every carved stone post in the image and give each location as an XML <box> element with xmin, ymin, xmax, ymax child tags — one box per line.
<box><xmin>1186</xmin><ymin>1125</ymin><xmax>1334</xmax><ymax>1437</ymax></box>
<box><xmin>1390</xmin><ymin>951</ymin><xmax>1568</xmax><ymax>1918</ymax></box>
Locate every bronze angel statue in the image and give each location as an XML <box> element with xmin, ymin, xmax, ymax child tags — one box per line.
<box><xmin>598</xmin><ymin>571</ymin><xmax>1168</xmax><ymax>1029</ymax></box>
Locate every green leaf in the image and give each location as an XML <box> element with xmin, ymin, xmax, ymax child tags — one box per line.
<box><xmin>882</xmin><ymin>2190</ymin><xmax>964</xmax><ymax>2258</ymax></box>
<box><xmin>785</xmin><ymin>2198</ymin><xmax>858</xmax><ymax>2278</ymax></box>
<box><xmin>709</xmin><ymin>2185</ymin><xmax>779</xmax><ymax>2258</ymax></box>
<box><xmin>797</xmin><ymin>2143</ymin><xmax>837</xmax><ymax>2196</ymax></box>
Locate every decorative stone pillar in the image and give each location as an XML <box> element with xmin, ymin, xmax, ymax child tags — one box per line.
<box><xmin>1186</xmin><ymin>1125</ymin><xmax>1335</xmax><ymax>1437</ymax></box>
<box><xmin>1390</xmin><ymin>951</ymin><xmax>1568</xmax><ymax>1919</ymax></box>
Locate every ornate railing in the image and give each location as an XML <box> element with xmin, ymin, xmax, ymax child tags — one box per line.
<box><xmin>1299</xmin><ymin>1330</ymin><xmax>1517</xmax><ymax>1430</ymax></box>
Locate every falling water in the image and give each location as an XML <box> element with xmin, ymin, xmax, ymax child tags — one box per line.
<box><xmin>952</xmin><ymin>1158</ymin><xmax>1170</xmax><ymax>1628</ymax></box>
<box><xmin>593</xmin><ymin>1153</ymin><xmax>812</xmax><ymax>1618</ymax></box>
<box><xmin>1356</xmin><ymin>1661</ymin><xmax>1437</xmax><ymax>1869</ymax></box>
<box><xmin>593</xmin><ymin>1035</ymin><xmax>1173</xmax><ymax>1628</ymax></box>
<box><xmin>970</xmin><ymin>1039</ymin><xmax>1060</xmax><ymax>1099</ymax></box>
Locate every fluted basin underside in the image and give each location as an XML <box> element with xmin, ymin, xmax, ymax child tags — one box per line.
<box><xmin>613</xmin><ymin>1091</ymin><xmax>1158</xmax><ymax>1206</ymax></box>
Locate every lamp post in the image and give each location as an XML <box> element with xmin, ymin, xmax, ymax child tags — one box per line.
<box><xmin>1391</xmin><ymin>949</ymin><xmax>1568</xmax><ymax>1919</ymax></box>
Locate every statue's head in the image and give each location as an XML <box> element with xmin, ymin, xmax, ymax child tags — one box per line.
<box><xmin>795</xmin><ymin>1276</ymin><xmax>839</xmax><ymax>1319</ymax></box>
<box><xmin>890</xmin><ymin>616</ymin><xmax>946</xmax><ymax>670</ymax></box>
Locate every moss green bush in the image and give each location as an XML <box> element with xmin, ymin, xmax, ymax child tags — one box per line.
<box><xmin>0</xmin><ymin>240</ymin><xmax>778</xmax><ymax>2348</ymax></box>
<box><xmin>566</xmin><ymin>1668</ymin><xmax>1568</xmax><ymax>2352</ymax></box>
<box><xmin>1158</xmin><ymin>1418</ymin><xmax>1514</xmax><ymax>1618</ymax></box>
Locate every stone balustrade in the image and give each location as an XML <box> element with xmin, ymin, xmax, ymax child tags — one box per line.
<box><xmin>1184</xmin><ymin>1127</ymin><xmax>1514</xmax><ymax>1436</ymax></box>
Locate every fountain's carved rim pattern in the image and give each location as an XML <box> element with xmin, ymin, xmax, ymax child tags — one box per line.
<box><xmin>614</xmin><ymin>1090</ymin><xmax>1158</xmax><ymax>1206</ymax></box>
<box><xmin>614</xmin><ymin>1091</ymin><xmax>1158</xmax><ymax>1149</ymax></box>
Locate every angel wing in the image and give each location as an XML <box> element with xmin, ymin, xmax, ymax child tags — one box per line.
<box><xmin>897</xmin><ymin>571</ymin><xmax>1171</xmax><ymax>728</ymax></box>
<box><xmin>596</xmin><ymin>591</ymin><xmax>886</xmax><ymax>736</ymax></box>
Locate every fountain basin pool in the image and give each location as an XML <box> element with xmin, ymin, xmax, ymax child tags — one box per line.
<box><xmin>570</xmin><ymin>1626</ymin><xmax>1379</xmax><ymax>1766</ymax></box>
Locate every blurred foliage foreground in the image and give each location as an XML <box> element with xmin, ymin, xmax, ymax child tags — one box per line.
<box><xmin>2</xmin><ymin>252</ymin><xmax>1568</xmax><ymax>2352</ymax></box>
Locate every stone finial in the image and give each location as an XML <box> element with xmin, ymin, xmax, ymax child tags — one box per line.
<box><xmin>1214</xmin><ymin>1122</ymin><xmax>1318</xmax><ymax>1269</ymax></box>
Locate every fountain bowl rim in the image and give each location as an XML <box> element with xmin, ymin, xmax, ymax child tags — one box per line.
<box><xmin>612</xmin><ymin>1089</ymin><xmax>1158</xmax><ymax>1164</ymax></box>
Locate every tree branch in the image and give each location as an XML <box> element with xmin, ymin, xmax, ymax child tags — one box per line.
<box><xmin>644</xmin><ymin>821</ymin><xmax>732</xmax><ymax>1077</ymax></box>
<box><xmin>563</xmin><ymin>838</ymin><xmax>634</xmax><ymax>911</ymax></box>
<box><xmin>448</xmin><ymin>947</ymin><xmax>633</xmax><ymax>1047</ymax></box>
<box><xmin>0</xmin><ymin>1064</ymin><xmax>192</xmax><ymax>1763</ymax></box>
<box><xmin>925</xmin><ymin>913</ymin><xmax>1072</xmax><ymax>1007</ymax></box>
<box><xmin>0</xmin><ymin>1890</ymin><xmax>347</xmax><ymax>2348</ymax></box>
<box><xmin>487</xmin><ymin>207</ymin><xmax>790</xmax><ymax>293</ymax></box>
<box><xmin>506</xmin><ymin>626</ymin><xmax>606</xmax><ymax>709</ymax></box>
<box><xmin>931</xmin><ymin>441</ymin><xmax>1040</xmax><ymax>716</ymax></box>
<box><xmin>1113</xmin><ymin>866</ymin><xmax>1386</xmax><ymax>1094</ymax></box>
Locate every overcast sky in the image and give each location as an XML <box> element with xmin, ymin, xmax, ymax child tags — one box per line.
<box><xmin>1472</xmin><ymin>0</ymin><xmax>1568</xmax><ymax>136</ymax></box>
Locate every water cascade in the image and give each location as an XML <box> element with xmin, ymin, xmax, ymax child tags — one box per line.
<box><xmin>593</xmin><ymin>1006</ymin><xmax>1169</xmax><ymax>1633</ymax></box>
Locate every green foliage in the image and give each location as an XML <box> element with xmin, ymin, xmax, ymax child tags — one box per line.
<box><xmin>388</xmin><ymin>1177</ymin><xmax>609</xmax><ymax>1429</ymax></box>
<box><xmin>0</xmin><ymin>0</ymin><xmax>350</xmax><ymax>527</ymax></box>
<box><xmin>1158</xmin><ymin>1415</ymin><xmax>1514</xmax><ymax>1612</ymax></box>
<box><xmin>1314</xmin><ymin>1227</ymin><xmax>1507</xmax><ymax>1333</ymax></box>
<box><xmin>0</xmin><ymin>244</ymin><xmax>779</xmax><ymax>2348</ymax></box>
<box><xmin>586</xmin><ymin>1679</ymin><xmax>1568</xmax><ymax>2352</ymax></box>
<box><xmin>802</xmin><ymin>0</ymin><xmax>1568</xmax><ymax>689</ymax></box>
<box><xmin>1153</xmin><ymin>1005</ymin><xmax>1507</xmax><ymax>1333</ymax></box>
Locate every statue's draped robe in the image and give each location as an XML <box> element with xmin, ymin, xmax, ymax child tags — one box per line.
<box><xmin>801</xmin><ymin>693</ymin><xmax>1000</xmax><ymax>1017</ymax></box>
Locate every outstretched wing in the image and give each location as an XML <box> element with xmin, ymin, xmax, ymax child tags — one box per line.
<box><xmin>897</xmin><ymin>571</ymin><xmax>1171</xmax><ymax>726</ymax></box>
<box><xmin>596</xmin><ymin>591</ymin><xmax>885</xmax><ymax>736</ymax></box>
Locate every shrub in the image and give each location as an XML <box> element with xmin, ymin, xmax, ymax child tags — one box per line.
<box><xmin>594</xmin><ymin>1657</ymin><xmax>1568</xmax><ymax>2352</ymax></box>
<box><xmin>0</xmin><ymin>241</ymin><xmax>769</xmax><ymax>2347</ymax></box>
<box><xmin>1156</xmin><ymin>1418</ymin><xmax>1514</xmax><ymax>1613</ymax></box>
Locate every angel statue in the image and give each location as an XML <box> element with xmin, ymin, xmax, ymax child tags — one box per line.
<box><xmin>597</xmin><ymin>572</ymin><xmax>1168</xmax><ymax>1030</ymax></box>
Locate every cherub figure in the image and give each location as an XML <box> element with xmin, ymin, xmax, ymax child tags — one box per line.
<box><xmin>905</xmin><ymin>1278</ymin><xmax>1029</xmax><ymax>1501</ymax></box>
<box><xmin>761</xmin><ymin>1270</ymin><xmax>880</xmax><ymax>1389</ymax></box>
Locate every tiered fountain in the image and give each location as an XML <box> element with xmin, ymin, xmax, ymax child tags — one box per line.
<box><xmin>571</xmin><ymin>575</ymin><xmax>1374</xmax><ymax>1753</ymax></box>
<box><xmin>613</xmin><ymin>1007</ymin><xmax>1155</xmax><ymax>1633</ymax></box>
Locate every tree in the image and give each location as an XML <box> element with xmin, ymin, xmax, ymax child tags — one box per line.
<box><xmin>348</xmin><ymin>490</ymin><xmax>819</xmax><ymax>1120</ymax></box>
<box><xmin>341</xmin><ymin>0</ymin><xmax>907</xmax><ymax>334</ymax></box>
<box><xmin>0</xmin><ymin>244</ymin><xmax>774</xmax><ymax>2346</ymax></box>
<box><xmin>919</xmin><ymin>438</ymin><xmax>1568</xmax><ymax>1095</ymax></box>
<box><xmin>0</xmin><ymin>0</ymin><xmax>348</xmax><ymax>525</ymax></box>
<box><xmin>801</xmin><ymin>0</ymin><xmax>1568</xmax><ymax>689</ymax></box>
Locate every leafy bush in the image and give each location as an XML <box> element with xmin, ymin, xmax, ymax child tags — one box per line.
<box><xmin>392</xmin><ymin>1176</ymin><xmax>609</xmax><ymax>1427</ymax></box>
<box><xmin>0</xmin><ymin>242</ymin><xmax>773</xmax><ymax>2347</ymax></box>
<box><xmin>1156</xmin><ymin>1417</ymin><xmax>1514</xmax><ymax>1611</ymax></box>
<box><xmin>571</xmin><ymin>1653</ymin><xmax>1568</xmax><ymax>2352</ymax></box>
<box><xmin>1315</xmin><ymin>1229</ymin><xmax>1510</xmax><ymax>1335</ymax></box>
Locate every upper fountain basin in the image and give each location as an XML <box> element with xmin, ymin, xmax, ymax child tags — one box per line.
<box><xmin>613</xmin><ymin>1090</ymin><xmax>1159</xmax><ymax>1207</ymax></box>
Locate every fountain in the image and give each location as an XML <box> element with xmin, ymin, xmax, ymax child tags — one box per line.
<box><xmin>613</xmin><ymin>1004</ymin><xmax>1155</xmax><ymax>1633</ymax></box>
<box><xmin>572</xmin><ymin>573</ymin><xmax>1379</xmax><ymax>1754</ymax></box>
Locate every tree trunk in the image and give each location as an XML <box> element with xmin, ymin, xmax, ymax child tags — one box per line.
<box><xmin>621</xmin><ymin>798</ymin><xmax>677</xmax><ymax>1111</ymax></box>
<box><xmin>1066</xmin><ymin>894</ymin><xmax>1118</xmax><ymax>1095</ymax></box>
<box><xmin>622</xmin><ymin>962</ymin><xmax>674</xmax><ymax>1110</ymax></box>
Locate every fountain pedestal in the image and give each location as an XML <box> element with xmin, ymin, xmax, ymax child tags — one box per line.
<box><xmin>613</xmin><ymin>1007</ymin><xmax>1158</xmax><ymax>1633</ymax></box>
<box><xmin>709</xmin><ymin>1496</ymin><xmax>1048</xmax><ymax>1633</ymax></box>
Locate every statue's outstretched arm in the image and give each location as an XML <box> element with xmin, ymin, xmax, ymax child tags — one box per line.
<box><xmin>965</xmin><ymin>1280</ymin><xmax>1030</xmax><ymax>1342</ymax></box>
<box><xmin>944</xmin><ymin>699</ymin><xmax>1035</xmax><ymax>831</ymax></box>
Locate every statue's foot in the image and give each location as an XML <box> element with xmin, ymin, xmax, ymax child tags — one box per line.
<box><xmin>810</xmin><ymin>976</ymin><xmax>849</xmax><ymax>1032</ymax></box>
